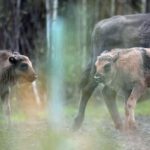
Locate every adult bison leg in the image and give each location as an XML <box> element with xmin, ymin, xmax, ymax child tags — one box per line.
<box><xmin>102</xmin><ymin>86</ymin><xmax>123</xmax><ymax>130</ymax></box>
<box><xmin>124</xmin><ymin>83</ymin><xmax>146</xmax><ymax>130</ymax></box>
<box><xmin>73</xmin><ymin>78</ymin><xmax>98</xmax><ymax>131</ymax></box>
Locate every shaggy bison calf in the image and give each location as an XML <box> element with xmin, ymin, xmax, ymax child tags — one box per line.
<box><xmin>0</xmin><ymin>50</ymin><xmax>37</xmax><ymax>119</ymax></box>
<box><xmin>95</xmin><ymin>47</ymin><xmax>150</xmax><ymax>130</ymax></box>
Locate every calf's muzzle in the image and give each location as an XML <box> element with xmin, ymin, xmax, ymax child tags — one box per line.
<box><xmin>94</xmin><ymin>72</ymin><xmax>105</xmax><ymax>83</ymax></box>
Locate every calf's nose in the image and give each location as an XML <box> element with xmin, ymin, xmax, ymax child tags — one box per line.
<box><xmin>94</xmin><ymin>72</ymin><xmax>104</xmax><ymax>83</ymax></box>
<box><xmin>94</xmin><ymin>72</ymin><xmax>101</xmax><ymax>79</ymax></box>
<box><xmin>29</xmin><ymin>73</ymin><xmax>37</xmax><ymax>82</ymax></box>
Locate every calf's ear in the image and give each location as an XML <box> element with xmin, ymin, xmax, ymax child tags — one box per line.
<box><xmin>9</xmin><ymin>56</ymin><xmax>17</xmax><ymax>64</ymax></box>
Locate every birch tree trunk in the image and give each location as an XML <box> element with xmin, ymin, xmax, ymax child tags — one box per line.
<box><xmin>76</xmin><ymin>0</ymin><xmax>81</xmax><ymax>65</ymax></box>
<box><xmin>46</xmin><ymin>0</ymin><xmax>52</xmax><ymax>60</ymax></box>
<box><xmin>111</xmin><ymin>0</ymin><xmax>115</xmax><ymax>16</ymax></box>
<box><xmin>94</xmin><ymin>0</ymin><xmax>100</xmax><ymax>22</ymax></box>
<box><xmin>45</xmin><ymin>0</ymin><xmax>52</xmax><ymax>112</ymax></box>
<box><xmin>81</xmin><ymin>0</ymin><xmax>87</xmax><ymax>68</ymax></box>
<box><xmin>141</xmin><ymin>0</ymin><xmax>146</xmax><ymax>13</ymax></box>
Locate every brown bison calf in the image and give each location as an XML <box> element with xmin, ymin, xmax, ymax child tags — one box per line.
<box><xmin>0</xmin><ymin>50</ymin><xmax>37</xmax><ymax>119</ymax></box>
<box><xmin>95</xmin><ymin>47</ymin><xmax>150</xmax><ymax>130</ymax></box>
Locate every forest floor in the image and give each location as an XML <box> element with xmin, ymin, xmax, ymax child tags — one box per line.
<box><xmin>0</xmin><ymin>100</ymin><xmax>150</xmax><ymax>150</ymax></box>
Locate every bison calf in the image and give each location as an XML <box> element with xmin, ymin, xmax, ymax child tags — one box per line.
<box><xmin>0</xmin><ymin>50</ymin><xmax>37</xmax><ymax>120</ymax></box>
<box><xmin>95</xmin><ymin>47</ymin><xmax>150</xmax><ymax>130</ymax></box>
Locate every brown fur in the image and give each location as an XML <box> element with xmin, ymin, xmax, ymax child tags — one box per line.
<box><xmin>0</xmin><ymin>50</ymin><xmax>37</xmax><ymax>120</ymax></box>
<box><xmin>95</xmin><ymin>47</ymin><xmax>150</xmax><ymax>130</ymax></box>
<box><xmin>73</xmin><ymin>14</ymin><xmax>150</xmax><ymax>131</ymax></box>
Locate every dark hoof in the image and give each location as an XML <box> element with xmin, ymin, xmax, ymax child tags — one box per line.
<box><xmin>72</xmin><ymin>116</ymin><xmax>83</xmax><ymax>131</ymax></box>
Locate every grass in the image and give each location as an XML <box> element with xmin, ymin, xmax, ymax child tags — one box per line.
<box><xmin>0</xmin><ymin>99</ymin><xmax>150</xmax><ymax>150</ymax></box>
<box><xmin>136</xmin><ymin>100</ymin><xmax>150</xmax><ymax>115</ymax></box>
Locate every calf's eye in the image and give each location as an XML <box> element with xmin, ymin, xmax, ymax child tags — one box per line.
<box><xmin>20</xmin><ymin>63</ymin><xmax>28</xmax><ymax>71</ymax></box>
<box><xmin>104</xmin><ymin>63</ymin><xmax>111</xmax><ymax>72</ymax></box>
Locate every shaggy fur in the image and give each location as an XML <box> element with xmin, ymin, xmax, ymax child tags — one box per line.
<box><xmin>0</xmin><ymin>50</ymin><xmax>36</xmax><ymax>118</ymax></box>
<box><xmin>95</xmin><ymin>47</ymin><xmax>150</xmax><ymax>130</ymax></box>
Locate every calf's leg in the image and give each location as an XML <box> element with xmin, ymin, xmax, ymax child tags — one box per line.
<box><xmin>73</xmin><ymin>79</ymin><xmax>98</xmax><ymax>131</ymax></box>
<box><xmin>125</xmin><ymin>83</ymin><xmax>146</xmax><ymax>129</ymax></box>
<box><xmin>1</xmin><ymin>90</ymin><xmax>11</xmax><ymax>123</ymax></box>
<box><xmin>102</xmin><ymin>86</ymin><xmax>123</xmax><ymax>130</ymax></box>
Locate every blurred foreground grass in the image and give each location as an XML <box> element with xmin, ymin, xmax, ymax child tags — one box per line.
<box><xmin>0</xmin><ymin>99</ymin><xmax>150</xmax><ymax>150</ymax></box>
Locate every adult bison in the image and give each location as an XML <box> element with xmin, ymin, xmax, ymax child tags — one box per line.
<box><xmin>95</xmin><ymin>47</ymin><xmax>150</xmax><ymax>130</ymax></box>
<box><xmin>73</xmin><ymin>13</ymin><xmax>150</xmax><ymax>131</ymax></box>
<box><xmin>0</xmin><ymin>50</ymin><xmax>37</xmax><ymax>119</ymax></box>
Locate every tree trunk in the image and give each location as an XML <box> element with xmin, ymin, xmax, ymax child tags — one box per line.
<box><xmin>111</xmin><ymin>0</ymin><xmax>115</xmax><ymax>16</ymax></box>
<box><xmin>116</xmin><ymin>0</ymin><xmax>123</xmax><ymax>14</ymax></box>
<box><xmin>46</xmin><ymin>0</ymin><xmax>52</xmax><ymax>59</ymax></box>
<box><xmin>146</xmin><ymin>0</ymin><xmax>150</xmax><ymax>12</ymax></box>
<box><xmin>81</xmin><ymin>0</ymin><xmax>87</xmax><ymax>68</ymax></box>
<box><xmin>141</xmin><ymin>0</ymin><xmax>146</xmax><ymax>13</ymax></box>
<box><xmin>94</xmin><ymin>0</ymin><xmax>100</xmax><ymax>22</ymax></box>
<box><xmin>14</xmin><ymin>0</ymin><xmax>21</xmax><ymax>52</ymax></box>
<box><xmin>76</xmin><ymin>0</ymin><xmax>82</xmax><ymax>65</ymax></box>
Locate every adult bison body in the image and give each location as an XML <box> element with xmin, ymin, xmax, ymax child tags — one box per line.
<box><xmin>73</xmin><ymin>13</ymin><xmax>150</xmax><ymax>131</ymax></box>
<box><xmin>95</xmin><ymin>47</ymin><xmax>150</xmax><ymax>130</ymax></box>
<box><xmin>0</xmin><ymin>50</ymin><xmax>36</xmax><ymax>118</ymax></box>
